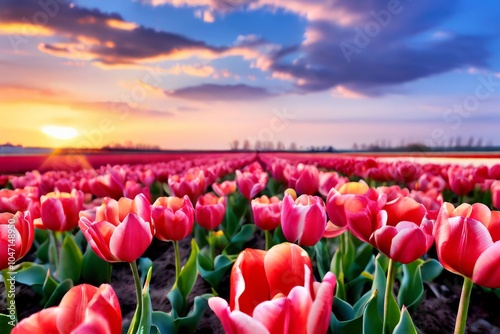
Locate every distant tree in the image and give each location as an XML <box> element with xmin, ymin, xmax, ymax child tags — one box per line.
<box><xmin>242</xmin><ymin>140</ymin><xmax>251</xmax><ymax>151</ymax></box>
<box><xmin>229</xmin><ymin>140</ymin><xmax>239</xmax><ymax>151</ymax></box>
<box><xmin>276</xmin><ymin>141</ymin><xmax>285</xmax><ymax>151</ymax></box>
<box><xmin>289</xmin><ymin>142</ymin><xmax>297</xmax><ymax>151</ymax></box>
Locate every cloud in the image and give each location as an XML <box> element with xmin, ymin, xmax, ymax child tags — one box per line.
<box><xmin>70</xmin><ymin>101</ymin><xmax>174</xmax><ymax>117</ymax></box>
<box><xmin>0</xmin><ymin>0</ymin><xmax>225</xmax><ymax>66</ymax></box>
<box><xmin>165</xmin><ymin>83</ymin><xmax>275</xmax><ymax>100</ymax></box>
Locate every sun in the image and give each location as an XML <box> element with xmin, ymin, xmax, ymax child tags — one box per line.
<box><xmin>41</xmin><ymin>125</ymin><xmax>79</xmax><ymax>140</ymax></box>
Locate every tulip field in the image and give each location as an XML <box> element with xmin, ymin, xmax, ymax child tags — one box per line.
<box><xmin>2</xmin><ymin>151</ymin><xmax>500</xmax><ymax>334</ymax></box>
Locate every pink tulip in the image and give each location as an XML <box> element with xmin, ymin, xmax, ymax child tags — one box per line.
<box><xmin>195</xmin><ymin>193</ymin><xmax>226</xmax><ymax>231</ymax></box>
<box><xmin>152</xmin><ymin>196</ymin><xmax>194</xmax><ymax>241</ymax></box>
<box><xmin>435</xmin><ymin>202</ymin><xmax>500</xmax><ymax>288</ymax></box>
<box><xmin>0</xmin><ymin>189</ymin><xmax>30</xmax><ymax>213</ymax></box>
<box><xmin>235</xmin><ymin>170</ymin><xmax>268</xmax><ymax>200</ymax></box>
<box><xmin>37</xmin><ymin>189</ymin><xmax>84</xmax><ymax>231</ymax></box>
<box><xmin>251</xmin><ymin>195</ymin><xmax>281</xmax><ymax>231</ymax></box>
<box><xmin>78</xmin><ymin>194</ymin><xmax>153</xmax><ymax>263</ymax></box>
<box><xmin>370</xmin><ymin>197</ymin><xmax>434</xmax><ymax>264</ymax></box>
<box><xmin>0</xmin><ymin>211</ymin><xmax>34</xmax><ymax>270</ymax></box>
<box><xmin>212</xmin><ymin>180</ymin><xmax>237</xmax><ymax>197</ymax></box>
<box><xmin>281</xmin><ymin>192</ymin><xmax>326</xmax><ymax>246</ymax></box>
<box><xmin>286</xmin><ymin>164</ymin><xmax>319</xmax><ymax>195</ymax></box>
<box><xmin>318</xmin><ymin>171</ymin><xmax>347</xmax><ymax>197</ymax></box>
<box><xmin>491</xmin><ymin>180</ymin><xmax>500</xmax><ymax>210</ymax></box>
<box><xmin>168</xmin><ymin>169</ymin><xmax>206</xmax><ymax>204</ymax></box>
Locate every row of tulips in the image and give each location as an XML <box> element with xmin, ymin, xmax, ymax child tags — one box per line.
<box><xmin>1</xmin><ymin>153</ymin><xmax>500</xmax><ymax>334</ymax></box>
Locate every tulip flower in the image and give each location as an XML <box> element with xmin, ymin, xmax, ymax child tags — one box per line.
<box><xmin>447</xmin><ymin>168</ymin><xmax>475</xmax><ymax>197</ymax></box>
<box><xmin>252</xmin><ymin>195</ymin><xmax>281</xmax><ymax>250</ymax></box>
<box><xmin>435</xmin><ymin>202</ymin><xmax>500</xmax><ymax>288</ymax></box>
<box><xmin>286</xmin><ymin>164</ymin><xmax>319</xmax><ymax>195</ymax></box>
<box><xmin>435</xmin><ymin>202</ymin><xmax>500</xmax><ymax>334</ymax></box>
<box><xmin>318</xmin><ymin>171</ymin><xmax>347</xmax><ymax>197</ymax></box>
<box><xmin>12</xmin><ymin>283</ymin><xmax>122</xmax><ymax>334</ymax></box>
<box><xmin>371</xmin><ymin>196</ymin><xmax>434</xmax><ymax>264</ymax></box>
<box><xmin>491</xmin><ymin>180</ymin><xmax>500</xmax><ymax>210</ymax></box>
<box><xmin>212</xmin><ymin>180</ymin><xmax>237</xmax><ymax>197</ymax></box>
<box><xmin>251</xmin><ymin>195</ymin><xmax>281</xmax><ymax>231</ymax></box>
<box><xmin>88</xmin><ymin>170</ymin><xmax>125</xmax><ymax>199</ymax></box>
<box><xmin>37</xmin><ymin>189</ymin><xmax>84</xmax><ymax>231</ymax></box>
<box><xmin>152</xmin><ymin>195</ymin><xmax>194</xmax><ymax>242</ymax></box>
<box><xmin>281</xmin><ymin>191</ymin><xmax>326</xmax><ymax>246</ymax></box>
<box><xmin>235</xmin><ymin>170</ymin><xmax>268</xmax><ymax>200</ymax></box>
<box><xmin>78</xmin><ymin>193</ymin><xmax>153</xmax><ymax>263</ymax></box>
<box><xmin>195</xmin><ymin>193</ymin><xmax>226</xmax><ymax>231</ymax></box>
<box><xmin>168</xmin><ymin>169</ymin><xmax>206</xmax><ymax>204</ymax></box>
<box><xmin>0</xmin><ymin>211</ymin><xmax>34</xmax><ymax>271</ymax></box>
<box><xmin>209</xmin><ymin>243</ymin><xmax>336</xmax><ymax>334</ymax></box>
<box><xmin>0</xmin><ymin>189</ymin><xmax>30</xmax><ymax>214</ymax></box>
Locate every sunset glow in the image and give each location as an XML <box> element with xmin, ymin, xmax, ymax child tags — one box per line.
<box><xmin>41</xmin><ymin>126</ymin><xmax>79</xmax><ymax>140</ymax></box>
<box><xmin>0</xmin><ymin>1</ymin><xmax>499</xmax><ymax>150</ymax></box>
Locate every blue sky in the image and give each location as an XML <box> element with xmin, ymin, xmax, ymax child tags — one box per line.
<box><xmin>0</xmin><ymin>0</ymin><xmax>499</xmax><ymax>150</ymax></box>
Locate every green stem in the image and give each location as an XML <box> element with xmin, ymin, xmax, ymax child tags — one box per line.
<box><xmin>2</xmin><ymin>269</ymin><xmax>17</xmax><ymax>323</ymax></box>
<box><xmin>454</xmin><ymin>277</ymin><xmax>473</xmax><ymax>334</ymax></box>
<box><xmin>48</xmin><ymin>230</ymin><xmax>59</xmax><ymax>271</ymax></box>
<box><xmin>209</xmin><ymin>231</ymin><xmax>215</xmax><ymax>261</ymax></box>
<box><xmin>264</xmin><ymin>230</ymin><xmax>273</xmax><ymax>251</ymax></box>
<box><xmin>127</xmin><ymin>261</ymin><xmax>143</xmax><ymax>334</ymax></box>
<box><xmin>383</xmin><ymin>259</ymin><xmax>396</xmax><ymax>334</ymax></box>
<box><xmin>173</xmin><ymin>240</ymin><xmax>181</xmax><ymax>283</ymax></box>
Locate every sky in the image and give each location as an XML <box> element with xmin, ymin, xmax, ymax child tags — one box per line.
<box><xmin>0</xmin><ymin>0</ymin><xmax>499</xmax><ymax>150</ymax></box>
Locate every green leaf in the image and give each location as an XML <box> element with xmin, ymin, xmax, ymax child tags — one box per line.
<box><xmin>173</xmin><ymin>294</ymin><xmax>212</xmax><ymax>334</ymax></box>
<box><xmin>168</xmin><ymin>239</ymin><xmax>199</xmax><ymax>316</ymax></box>
<box><xmin>362</xmin><ymin>290</ymin><xmax>382</xmax><ymax>334</ymax></box>
<box><xmin>44</xmin><ymin>279</ymin><xmax>73</xmax><ymax>308</ymax></box>
<box><xmin>13</xmin><ymin>262</ymin><xmax>49</xmax><ymax>286</ymax></box>
<box><xmin>41</xmin><ymin>269</ymin><xmax>59</xmax><ymax>306</ymax></box>
<box><xmin>398</xmin><ymin>261</ymin><xmax>424</xmax><ymax>310</ymax></box>
<box><xmin>346</xmin><ymin>243</ymin><xmax>374</xmax><ymax>281</ymax></box>
<box><xmin>138</xmin><ymin>267</ymin><xmax>153</xmax><ymax>334</ymax></box>
<box><xmin>0</xmin><ymin>313</ymin><xmax>15</xmax><ymax>334</ymax></box>
<box><xmin>223</xmin><ymin>224</ymin><xmax>256</xmax><ymax>255</ymax></box>
<box><xmin>56</xmin><ymin>234</ymin><xmax>83</xmax><ymax>284</ymax></box>
<box><xmin>420</xmin><ymin>259</ymin><xmax>443</xmax><ymax>282</ymax></box>
<box><xmin>393</xmin><ymin>307</ymin><xmax>418</xmax><ymax>334</ymax></box>
<box><xmin>81</xmin><ymin>244</ymin><xmax>112</xmax><ymax>286</ymax></box>
<box><xmin>151</xmin><ymin>312</ymin><xmax>174</xmax><ymax>334</ymax></box>
<box><xmin>314</xmin><ymin>240</ymin><xmax>331</xmax><ymax>279</ymax></box>
<box><xmin>197</xmin><ymin>253</ymin><xmax>234</xmax><ymax>289</ymax></box>
<box><xmin>36</xmin><ymin>239</ymin><xmax>49</xmax><ymax>263</ymax></box>
<box><xmin>371</xmin><ymin>255</ymin><xmax>400</xmax><ymax>333</ymax></box>
<box><xmin>139</xmin><ymin>257</ymin><xmax>154</xmax><ymax>286</ymax></box>
<box><xmin>221</xmin><ymin>205</ymin><xmax>240</xmax><ymax>239</ymax></box>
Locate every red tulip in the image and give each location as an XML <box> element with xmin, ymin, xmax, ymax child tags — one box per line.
<box><xmin>212</xmin><ymin>180</ymin><xmax>237</xmax><ymax>197</ymax></box>
<box><xmin>152</xmin><ymin>196</ymin><xmax>194</xmax><ymax>241</ymax></box>
<box><xmin>168</xmin><ymin>169</ymin><xmax>206</xmax><ymax>204</ymax></box>
<box><xmin>370</xmin><ymin>197</ymin><xmax>434</xmax><ymax>264</ymax></box>
<box><xmin>251</xmin><ymin>195</ymin><xmax>281</xmax><ymax>231</ymax></box>
<box><xmin>435</xmin><ymin>202</ymin><xmax>500</xmax><ymax>288</ymax></box>
<box><xmin>37</xmin><ymin>189</ymin><xmax>84</xmax><ymax>231</ymax></box>
<box><xmin>281</xmin><ymin>191</ymin><xmax>326</xmax><ymax>246</ymax></box>
<box><xmin>0</xmin><ymin>189</ymin><xmax>30</xmax><ymax>213</ymax></box>
<box><xmin>209</xmin><ymin>243</ymin><xmax>336</xmax><ymax>334</ymax></box>
<box><xmin>88</xmin><ymin>170</ymin><xmax>125</xmax><ymax>199</ymax></box>
<box><xmin>0</xmin><ymin>211</ymin><xmax>34</xmax><ymax>270</ymax></box>
<box><xmin>12</xmin><ymin>283</ymin><xmax>122</xmax><ymax>334</ymax></box>
<box><xmin>195</xmin><ymin>193</ymin><xmax>226</xmax><ymax>231</ymax></box>
<box><xmin>78</xmin><ymin>194</ymin><xmax>153</xmax><ymax>263</ymax></box>
<box><xmin>235</xmin><ymin>170</ymin><xmax>268</xmax><ymax>200</ymax></box>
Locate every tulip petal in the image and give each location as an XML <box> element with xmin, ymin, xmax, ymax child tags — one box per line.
<box><xmin>253</xmin><ymin>297</ymin><xmax>289</xmax><ymax>334</ymax></box>
<box><xmin>298</xmin><ymin>203</ymin><xmax>326</xmax><ymax>246</ymax></box>
<box><xmin>436</xmin><ymin>216</ymin><xmax>493</xmax><ymax>277</ymax></box>
<box><xmin>12</xmin><ymin>308</ymin><xmax>60</xmax><ymax>334</ymax></box>
<box><xmin>384</xmin><ymin>197</ymin><xmax>426</xmax><ymax>227</ymax></box>
<box><xmin>307</xmin><ymin>272</ymin><xmax>336</xmax><ymax>334</ymax></box>
<box><xmin>287</xmin><ymin>286</ymin><xmax>313</xmax><ymax>334</ymax></box>
<box><xmin>323</xmin><ymin>221</ymin><xmax>348</xmax><ymax>239</ymax></box>
<box><xmin>472</xmin><ymin>241</ymin><xmax>500</xmax><ymax>288</ymax></box>
<box><xmin>488</xmin><ymin>211</ymin><xmax>500</xmax><ymax>242</ymax></box>
<box><xmin>41</xmin><ymin>197</ymin><xmax>65</xmax><ymax>231</ymax></box>
<box><xmin>264</xmin><ymin>243</ymin><xmax>313</xmax><ymax>299</ymax></box>
<box><xmin>109</xmin><ymin>213</ymin><xmax>152</xmax><ymax>262</ymax></box>
<box><xmin>390</xmin><ymin>225</ymin><xmax>428</xmax><ymax>264</ymax></box>
<box><xmin>79</xmin><ymin>218</ymin><xmax>118</xmax><ymax>262</ymax></box>
<box><xmin>230</xmin><ymin>311</ymin><xmax>271</xmax><ymax>334</ymax></box>
<box><xmin>209</xmin><ymin>297</ymin><xmax>236</xmax><ymax>334</ymax></box>
<box><xmin>230</xmin><ymin>248</ymin><xmax>269</xmax><ymax>315</ymax></box>
<box><xmin>57</xmin><ymin>284</ymin><xmax>98</xmax><ymax>333</ymax></box>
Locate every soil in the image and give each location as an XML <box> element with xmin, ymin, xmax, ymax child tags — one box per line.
<box><xmin>3</xmin><ymin>237</ymin><xmax>500</xmax><ymax>334</ymax></box>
